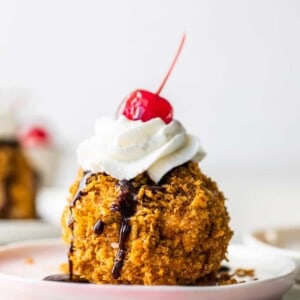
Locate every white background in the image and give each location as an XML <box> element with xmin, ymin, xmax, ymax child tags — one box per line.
<box><xmin>0</xmin><ymin>0</ymin><xmax>300</xmax><ymax>240</ymax></box>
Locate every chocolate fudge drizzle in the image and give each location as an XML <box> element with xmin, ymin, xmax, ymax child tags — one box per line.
<box><xmin>68</xmin><ymin>171</ymin><xmax>92</xmax><ymax>280</ymax></box>
<box><xmin>67</xmin><ymin>176</ymin><xmax>137</xmax><ymax>281</ymax></box>
<box><xmin>0</xmin><ymin>140</ymin><xmax>19</xmax><ymax>148</ymax></box>
<box><xmin>50</xmin><ymin>174</ymin><xmax>138</xmax><ymax>282</ymax></box>
<box><xmin>93</xmin><ymin>219</ymin><xmax>105</xmax><ymax>235</ymax></box>
<box><xmin>218</xmin><ymin>265</ymin><xmax>231</xmax><ymax>273</ymax></box>
<box><xmin>110</xmin><ymin>179</ymin><xmax>138</xmax><ymax>279</ymax></box>
<box><xmin>0</xmin><ymin>176</ymin><xmax>12</xmax><ymax>218</ymax></box>
<box><xmin>0</xmin><ymin>141</ymin><xmax>19</xmax><ymax>218</ymax></box>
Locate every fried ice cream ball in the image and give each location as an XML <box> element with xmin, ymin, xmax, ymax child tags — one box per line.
<box><xmin>61</xmin><ymin>162</ymin><xmax>232</xmax><ymax>285</ymax></box>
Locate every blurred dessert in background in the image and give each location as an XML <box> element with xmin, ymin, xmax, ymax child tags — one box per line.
<box><xmin>20</xmin><ymin>125</ymin><xmax>59</xmax><ymax>187</ymax></box>
<box><xmin>0</xmin><ymin>105</ymin><xmax>38</xmax><ymax>219</ymax></box>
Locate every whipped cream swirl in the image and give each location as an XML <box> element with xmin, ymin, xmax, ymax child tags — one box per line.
<box><xmin>0</xmin><ymin>110</ymin><xmax>17</xmax><ymax>139</ymax></box>
<box><xmin>77</xmin><ymin>116</ymin><xmax>205</xmax><ymax>183</ymax></box>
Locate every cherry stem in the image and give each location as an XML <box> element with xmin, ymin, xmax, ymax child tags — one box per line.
<box><xmin>156</xmin><ymin>33</ymin><xmax>186</xmax><ymax>95</ymax></box>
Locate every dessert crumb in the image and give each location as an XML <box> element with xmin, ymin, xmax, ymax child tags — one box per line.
<box><xmin>234</xmin><ymin>268</ymin><xmax>255</xmax><ymax>278</ymax></box>
<box><xmin>197</xmin><ymin>266</ymin><xmax>257</xmax><ymax>286</ymax></box>
<box><xmin>60</xmin><ymin>263</ymin><xmax>69</xmax><ymax>274</ymax></box>
<box><xmin>25</xmin><ymin>257</ymin><xmax>34</xmax><ymax>264</ymax></box>
<box><xmin>111</xmin><ymin>242</ymin><xmax>119</xmax><ymax>249</ymax></box>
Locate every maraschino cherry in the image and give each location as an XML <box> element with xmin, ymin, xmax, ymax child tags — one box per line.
<box><xmin>117</xmin><ymin>34</ymin><xmax>186</xmax><ymax>124</ymax></box>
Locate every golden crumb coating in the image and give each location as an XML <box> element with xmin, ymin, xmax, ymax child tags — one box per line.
<box><xmin>62</xmin><ymin>162</ymin><xmax>232</xmax><ymax>285</ymax></box>
<box><xmin>0</xmin><ymin>144</ymin><xmax>37</xmax><ymax>219</ymax></box>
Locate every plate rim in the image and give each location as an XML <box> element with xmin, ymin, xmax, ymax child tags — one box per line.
<box><xmin>244</xmin><ymin>226</ymin><xmax>300</xmax><ymax>260</ymax></box>
<box><xmin>0</xmin><ymin>238</ymin><xmax>296</xmax><ymax>291</ymax></box>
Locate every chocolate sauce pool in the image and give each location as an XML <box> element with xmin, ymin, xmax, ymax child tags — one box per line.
<box><xmin>43</xmin><ymin>267</ymin><xmax>236</xmax><ymax>285</ymax></box>
<box><xmin>43</xmin><ymin>274</ymin><xmax>89</xmax><ymax>283</ymax></box>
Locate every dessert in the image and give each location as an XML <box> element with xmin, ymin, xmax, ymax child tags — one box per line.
<box><xmin>61</xmin><ymin>35</ymin><xmax>233</xmax><ymax>285</ymax></box>
<box><xmin>0</xmin><ymin>106</ymin><xmax>38</xmax><ymax>219</ymax></box>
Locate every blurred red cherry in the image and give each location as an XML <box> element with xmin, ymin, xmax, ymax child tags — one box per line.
<box><xmin>20</xmin><ymin>126</ymin><xmax>50</xmax><ymax>147</ymax></box>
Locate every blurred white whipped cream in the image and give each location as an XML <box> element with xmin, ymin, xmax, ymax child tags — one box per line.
<box><xmin>0</xmin><ymin>109</ymin><xmax>17</xmax><ymax>139</ymax></box>
<box><xmin>77</xmin><ymin>116</ymin><xmax>205</xmax><ymax>183</ymax></box>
